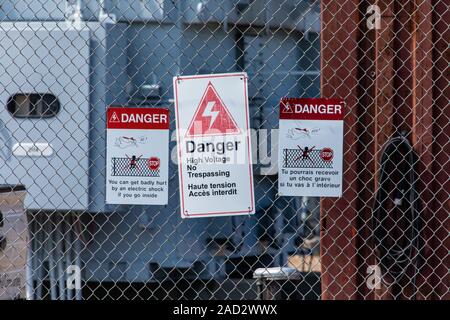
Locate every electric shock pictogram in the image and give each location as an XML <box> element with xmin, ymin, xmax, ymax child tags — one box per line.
<box><xmin>186</xmin><ymin>82</ymin><xmax>241</xmax><ymax>137</ymax></box>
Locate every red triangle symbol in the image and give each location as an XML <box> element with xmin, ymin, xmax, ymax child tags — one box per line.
<box><xmin>186</xmin><ymin>82</ymin><xmax>241</xmax><ymax>137</ymax></box>
<box><xmin>283</xmin><ymin>102</ymin><xmax>293</xmax><ymax>113</ymax></box>
<box><xmin>110</xmin><ymin>112</ymin><xmax>120</xmax><ymax>123</ymax></box>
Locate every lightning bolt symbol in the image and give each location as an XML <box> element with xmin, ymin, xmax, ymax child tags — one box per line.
<box><xmin>202</xmin><ymin>101</ymin><xmax>219</xmax><ymax>129</ymax></box>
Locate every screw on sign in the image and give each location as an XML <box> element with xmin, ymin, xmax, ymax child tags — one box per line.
<box><xmin>148</xmin><ymin>157</ymin><xmax>160</xmax><ymax>171</ymax></box>
<box><xmin>320</xmin><ymin>148</ymin><xmax>334</xmax><ymax>162</ymax></box>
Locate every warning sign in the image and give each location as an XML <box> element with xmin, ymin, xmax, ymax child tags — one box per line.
<box><xmin>278</xmin><ymin>98</ymin><xmax>344</xmax><ymax>197</ymax></box>
<box><xmin>174</xmin><ymin>73</ymin><xmax>254</xmax><ymax>218</ymax></box>
<box><xmin>106</xmin><ymin>107</ymin><xmax>169</xmax><ymax>205</ymax></box>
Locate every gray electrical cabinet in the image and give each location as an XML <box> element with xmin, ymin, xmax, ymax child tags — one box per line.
<box><xmin>0</xmin><ymin>22</ymin><xmax>90</xmax><ymax>211</ymax></box>
<box><xmin>0</xmin><ymin>22</ymin><xmax>127</xmax><ymax>212</ymax></box>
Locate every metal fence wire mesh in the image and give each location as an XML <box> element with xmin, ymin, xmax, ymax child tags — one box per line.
<box><xmin>0</xmin><ymin>0</ymin><xmax>448</xmax><ymax>300</ymax></box>
<box><xmin>111</xmin><ymin>157</ymin><xmax>161</xmax><ymax>177</ymax></box>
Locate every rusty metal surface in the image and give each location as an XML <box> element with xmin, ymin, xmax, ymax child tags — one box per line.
<box><xmin>320</xmin><ymin>0</ymin><xmax>449</xmax><ymax>299</ymax></box>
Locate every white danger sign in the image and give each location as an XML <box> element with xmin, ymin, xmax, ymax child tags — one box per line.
<box><xmin>278</xmin><ymin>98</ymin><xmax>344</xmax><ymax>197</ymax></box>
<box><xmin>174</xmin><ymin>73</ymin><xmax>255</xmax><ymax>218</ymax></box>
<box><xmin>106</xmin><ymin>107</ymin><xmax>170</xmax><ymax>205</ymax></box>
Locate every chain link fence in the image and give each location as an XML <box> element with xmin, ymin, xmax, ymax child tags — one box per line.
<box><xmin>0</xmin><ymin>0</ymin><xmax>448</xmax><ymax>300</ymax></box>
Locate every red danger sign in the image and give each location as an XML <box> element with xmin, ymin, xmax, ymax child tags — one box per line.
<box><xmin>106</xmin><ymin>106</ymin><xmax>170</xmax><ymax>205</ymax></box>
<box><xmin>278</xmin><ymin>97</ymin><xmax>344</xmax><ymax>197</ymax></box>
<box><xmin>174</xmin><ymin>72</ymin><xmax>254</xmax><ymax>218</ymax></box>
<box><xmin>280</xmin><ymin>98</ymin><xmax>344</xmax><ymax>121</ymax></box>
<box><xmin>107</xmin><ymin>107</ymin><xmax>169</xmax><ymax>130</ymax></box>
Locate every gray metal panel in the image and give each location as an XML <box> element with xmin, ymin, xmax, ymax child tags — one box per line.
<box><xmin>0</xmin><ymin>0</ymin><xmax>319</xmax><ymax>33</ymax></box>
<box><xmin>185</xmin><ymin>0</ymin><xmax>320</xmax><ymax>33</ymax></box>
<box><xmin>183</xmin><ymin>25</ymin><xmax>237</xmax><ymax>74</ymax></box>
<box><xmin>87</xmin><ymin>22</ymin><xmax>129</xmax><ymax>212</ymax></box>
<box><xmin>105</xmin><ymin>0</ymin><xmax>175</xmax><ymax>22</ymax></box>
<box><xmin>127</xmin><ymin>23</ymin><xmax>193</xmax><ymax>102</ymax></box>
<box><xmin>266</xmin><ymin>0</ymin><xmax>320</xmax><ymax>33</ymax></box>
<box><xmin>184</xmin><ymin>0</ymin><xmax>237</xmax><ymax>24</ymax></box>
<box><xmin>0</xmin><ymin>22</ymin><xmax>90</xmax><ymax>210</ymax></box>
<box><xmin>0</xmin><ymin>1</ymin><xmax>66</xmax><ymax>21</ymax></box>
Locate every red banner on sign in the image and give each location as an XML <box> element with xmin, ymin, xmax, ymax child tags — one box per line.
<box><xmin>107</xmin><ymin>107</ymin><xmax>170</xmax><ymax>130</ymax></box>
<box><xmin>279</xmin><ymin>98</ymin><xmax>344</xmax><ymax>121</ymax></box>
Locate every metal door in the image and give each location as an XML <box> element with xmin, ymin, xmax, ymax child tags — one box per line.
<box><xmin>0</xmin><ymin>22</ymin><xmax>90</xmax><ymax>211</ymax></box>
